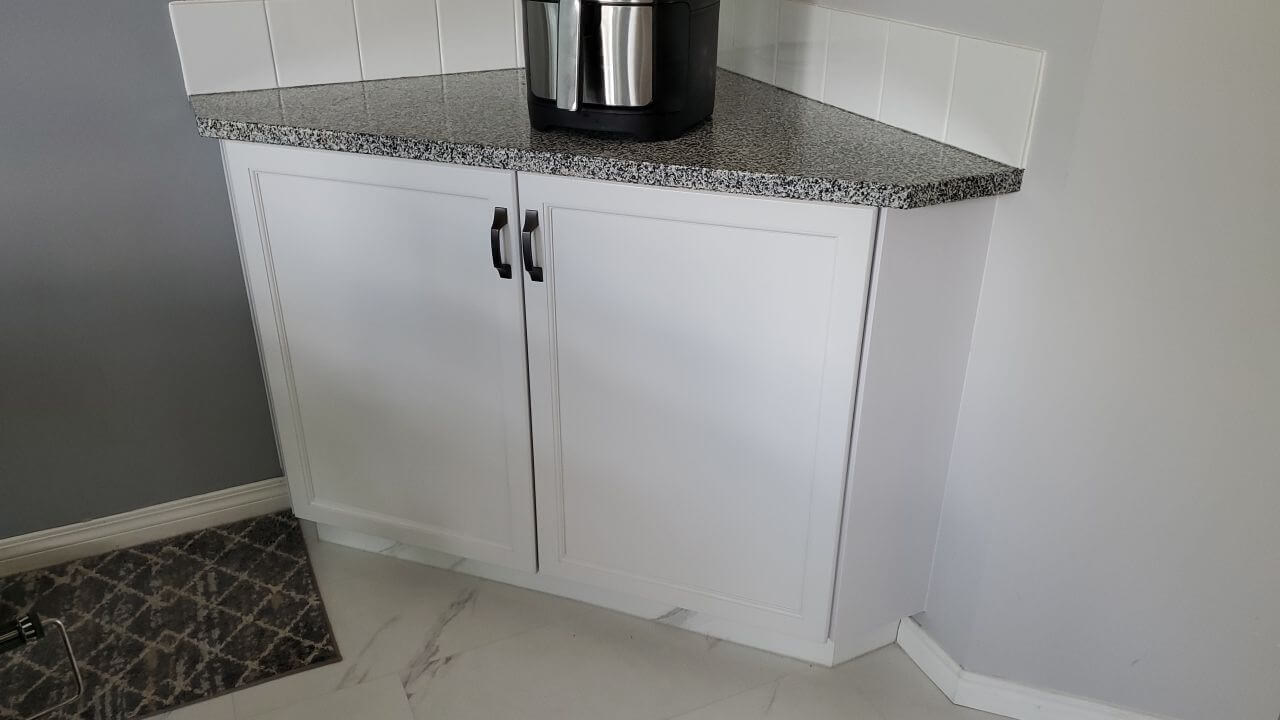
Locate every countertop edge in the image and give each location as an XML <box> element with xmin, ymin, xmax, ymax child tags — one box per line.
<box><xmin>196</xmin><ymin>117</ymin><xmax>1023</xmax><ymax>210</ymax></box>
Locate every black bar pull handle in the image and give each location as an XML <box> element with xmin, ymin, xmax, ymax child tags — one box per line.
<box><xmin>490</xmin><ymin>207</ymin><xmax>512</xmax><ymax>279</ymax></box>
<box><xmin>520</xmin><ymin>210</ymin><xmax>544</xmax><ymax>282</ymax></box>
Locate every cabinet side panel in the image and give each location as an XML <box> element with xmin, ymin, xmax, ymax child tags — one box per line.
<box><xmin>830</xmin><ymin>198</ymin><xmax>996</xmax><ymax>662</ymax></box>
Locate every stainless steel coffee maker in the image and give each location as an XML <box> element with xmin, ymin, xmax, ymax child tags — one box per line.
<box><xmin>523</xmin><ymin>0</ymin><xmax>720</xmax><ymax>140</ymax></box>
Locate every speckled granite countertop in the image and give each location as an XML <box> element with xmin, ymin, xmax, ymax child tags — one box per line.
<box><xmin>191</xmin><ymin>69</ymin><xmax>1022</xmax><ymax>209</ymax></box>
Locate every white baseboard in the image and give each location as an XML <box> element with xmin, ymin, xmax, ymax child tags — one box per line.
<box><xmin>896</xmin><ymin>618</ymin><xmax>1177</xmax><ymax>720</ymax></box>
<box><xmin>0</xmin><ymin>478</ymin><xmax>291</xmax><ymax>576</ymax></box>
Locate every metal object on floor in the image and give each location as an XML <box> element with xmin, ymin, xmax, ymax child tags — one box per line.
<box><xmin>0</xmin><ymin>612</ymin><xmax>84</xmax><ymax>719</ymax></box>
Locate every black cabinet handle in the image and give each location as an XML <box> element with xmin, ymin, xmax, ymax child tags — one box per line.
<box><xmin>520</xmin><ymin>210</ymin><xmax>544</xmax><ymax>282</ymax></box>
<box><xmin>490</xmin><ymin>207</ymin><xmax>512</xmax><ymax>279</ymax></box>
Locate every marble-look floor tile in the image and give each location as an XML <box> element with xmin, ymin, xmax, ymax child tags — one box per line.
<box><xmin>669</xmin><ymin>645</ymin><xmax>1005</xmax><ymax>720</ymax></box>
<box><xmin>158</xmin><ymin>695</ymin><xmax>236</xmax><ymax>720</ymax></box>
<box><xmin>220</xmin><ymin>529</ymin><xmax>993</xmax><ymax>720</ymax></box>
<box><xmin>407</xmin><ymin>605</ymin><xmax>806</xmax><ymax>720</ymax></box>
<box><xmin>839</xmin><ymin>646</ymin><xmax>1005</xmax><ymax>720</ymax></box>
<box><xmin>231</xmin><ymin>535</ymin><xmax>591</xmax><ymax>717</ymax></box>
<box><xmin>229</xmin><ymin>657</ymin><xmax>356</xmax><ymax>719</ymax></box>
<box><xmin>668</xmin><ymin>673</ymin><xmax>886</xmax><ymax>720</ymax></box>
<box><xmin>245</xmin><ymin>674</ymin><xmax>413</xmax><ymax>720</ymax></box>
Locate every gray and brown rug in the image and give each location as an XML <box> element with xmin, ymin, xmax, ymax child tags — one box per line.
<box><xmin>0</xmin><ymin>511</ymin><xmax>341</xmax><ymax>719</ymax></box>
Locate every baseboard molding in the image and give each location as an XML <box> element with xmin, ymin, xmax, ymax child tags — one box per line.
<box><xmin>896</xmin><ymin>619</ymin><xmax>1176</xmax><ymax>720</ymax></box>
<box><xmin>0</xmin><ymin>478</ymin><xmax>291</xmax><ymax>576</ymax></box>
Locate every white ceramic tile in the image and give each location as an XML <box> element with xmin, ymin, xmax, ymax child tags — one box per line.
<box><xmin>945</xmin><ymin>38</ymin><xmax>1042</xmax><ymax>166</ymax></box>
<box><xmin>232</xmin><ymin>536</ymin><xmax>589</xmax><ymax>718</ymax></box>
<box><xmin>266</xmin><ymin>0</ymin><xmax>363</xmax><ymax>87</ymax></box>
<box><xmin>717</xmin><ymin>0</ymin><xmax>738</xmax><ymax>67</ymax></box>
<box><xmin>878</xmin><ymin>22</ymin><xmax>958</xmax><ymax>140</ymax></box>
<box><xmin>169</xmin><ymin>0</ymin><xmax>278</xmax><ymax>94</ymax></box>
<box><xmin>512</xmin><ymin>0</ymin><xmax>526</xmax><ymax>68</ymax></box>
<box><xmin>248</xmin><ymin>675</ymin><xmax>413</xmax><ymax>720</ymax></box>
<box><xmin>158</xmin><ymin>695</ymin><xmax>236</xmax><ymax>720</ymax></box>
<box><xmin>235</xmin><ymin>529</ymin><xmax>992</xmax><ymax>720</ymax></box>
<box><xmin>353</xmin><ymin>0</ymin><xmax>442</xmax><ymax>80</ymax></box>
<box><xmin>230</xmin><ymin>659</ymin><xmax>356</xmax><ymax>720</ymax></box>
<box><xmin>435</xmin><ymin>0</ymin><xmax>518</xmax><ymax>73</ymax></box>
<box><xmin>667</xmin><ymin>674</ymin><xmax>886</xmax><ymax>719</ymax></box>
<box><xmin>822</xmin><ymin>11</ymin><xmax>888</xmax><ymax>118</ymax></box>
<box><xmin>407</xmin><ymin>607</ymin><xmax>802</xmax><ymax>720</ymax></box>
<box><xmin>775</xmin><ymin>1</ymin><xmax>828</xmax><ymax>99</ymax></box>
<box><xmin>671</xmin><ymin>645</ymin><xmax>1003</xmax><ymax>720</ymax></box>
<box><xmin>728</xmin><ymin>0</ymin><xmax>780</xmax><ymax>83</ymax></box>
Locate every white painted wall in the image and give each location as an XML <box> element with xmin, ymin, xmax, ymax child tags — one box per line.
<box><xmin>879</xmin><ymin>2</ymin><xmax>1280</xmax><ymax>719</ymax></box>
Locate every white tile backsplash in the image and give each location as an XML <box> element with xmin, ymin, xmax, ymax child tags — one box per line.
<box><xmin>168</xmin><ymin>0</ymin><xmax>1044</xmax><ymax>167</ymax></box>
<box><xmin>821</xmin><ymin>11</ymin><xmax>888</xmax><ymax>119</ymax></box>
<box><xmin>879</xmin><ymin>22</ymin><xmax>958</xmax><ymax>141</ymax></box>
<box><xmin>512</xmin><ymin>0</ymin><xmax>526</xmax><ymax>68</ymax></box>
<box><xmin>169</xmin><ymin>0</ymin><xmax>278</xmax><ymax>94</ymax></box>
<box><xmin>266</xmin><ymin>0</ymin><xmax>363</xmax><ymax>87</ymax></box>
<box><xmin>946</xmin><ymin>37</ymin><xmax>1043</xmax><ymax>167</ymax></box>
<box><xmin>353</xmin><ymin>0</ymin><xmax>442</xmax><ymax>81</ymax></box>
<box><xmin>775</xmin><ymin>0</ymin><xmax>828</xmax><ymax>100</ymax></box>
<box><xmin>435</xmin><ymin>0</ymin><xmax>518</xmax><ymax>73</ymax></box>
<box><xmin>728</xmin><ymin>0</ymin><xmax>780</xmax><ymax>84</ymax></box>
<box><xmin>717</xmin><ymin>0</ymin><xmax>738</xmax><ymax>68</ymax></box>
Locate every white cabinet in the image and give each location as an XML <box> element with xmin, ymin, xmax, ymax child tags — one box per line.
<box><xmin>223</xmin><ymin>142</ymin><xmax>537</xmax><ymax>571</ymax></box>
<box><xmin>222</xmin><ymin>142</ymin><xmax>996</xmax><ymax>663</ymax></box>
<box><xmin>518</xmin><ymin>174</ymin><xmax>877</xmax><ymax>640</ymax></box>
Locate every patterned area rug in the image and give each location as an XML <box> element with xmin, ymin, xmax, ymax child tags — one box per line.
<box><xmin>0</xmin><ymin>512</ymin><xmax>341</xmax><ymax>719</ymax></box>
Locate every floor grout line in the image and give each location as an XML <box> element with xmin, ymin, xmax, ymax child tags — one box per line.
<box><xmin>658</xmin><ymin>673</ymin><xmax>791</xmax><ymax>720</ymax></box>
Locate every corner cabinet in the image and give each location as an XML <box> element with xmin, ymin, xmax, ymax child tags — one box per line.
<box><xmin>222</xmin><ymin>141</ymin><xmax>996</xmax><ymax>664</ymax></box>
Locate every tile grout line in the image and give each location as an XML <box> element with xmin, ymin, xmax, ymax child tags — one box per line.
<box><xmin>433</xmin><ymin>0</ymin><xmax>448</xmax><ymax>74</ymax></box>
<box><xmin>874</xmin><ymin>20</ymin><xmax>890</xmax><ymax>121</ymax></box>
<box><xmin>1020</xmin><ymin>49</ymin><xmax>1048</xmax><ymax>168</ymax></box>
<box><xmin>940</xmin><ymin>35</ymin><xmax>961</xmax><ymax>142</ymax></box>
<box><xmin>818</xmin><ymin>4</ymin><xmax>833</xmax><ymax>103</ymax></box>
<box><xmin>348</xmin><ymin>0</ymin><xmax>366</xmax><ymax>80</ymax></box>
<box><xmin>815</xmin><ymin>4</ymin><xmax>830</xmax><ymax>101</ymax></box>
<box><xmin>659</xmin><ymin>674</ymin><xmax>789</xmax><ymax>720</ymax></box>
<box><xmin>260</xmin><ymin>0</ymin><xmax>282</xmax><ymax>88</ymax></box>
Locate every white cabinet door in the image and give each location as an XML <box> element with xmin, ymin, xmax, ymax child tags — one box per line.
<box><xmin>223</xmin><ymin>142</ymin><xmax>536</xmax><ymax>571</ymax></box>
<box><xmin>519</xmin><ymin>174</ymin><xmax>877</xmax><ymax>639</ymax></box>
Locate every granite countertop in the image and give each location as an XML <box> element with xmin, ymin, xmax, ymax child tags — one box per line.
<box><xmin>191</xmin><ymin>69</ymin><xmax>1022</xmax><ymax>209</ymax></box>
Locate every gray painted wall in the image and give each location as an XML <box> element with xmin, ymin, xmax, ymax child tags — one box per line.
<box><xmin>0</xmin><ymin>0</ymin><xmax>281</xmax><ymax>537</ymax></box>
<box><xmin>809</xmin><ymin>1</ymin><xmax>1280</xmax><ymax>719</ymax></box>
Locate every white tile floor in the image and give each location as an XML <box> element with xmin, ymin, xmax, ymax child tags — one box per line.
<box><xmin>158</xmin><ymin>524</ymin><xmax>1003</xmax><ymax>720</ymax></box>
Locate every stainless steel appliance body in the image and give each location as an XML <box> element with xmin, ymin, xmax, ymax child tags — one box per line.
<box><xmin>523</xmin><ymin>0</ymin><xmax>719</xmax><ymax>140</ymax></box>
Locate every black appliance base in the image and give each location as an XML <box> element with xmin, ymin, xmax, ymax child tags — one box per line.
<box><xmin>528</xmin><ymin>103</ymin><xmax>712</xmax><ymax>142</ymax></box>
